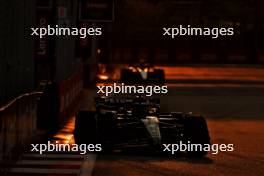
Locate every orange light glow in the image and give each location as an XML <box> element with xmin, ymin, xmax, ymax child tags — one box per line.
<box><xmin>129</xmin><ymin>66</ymin><xmax>138</xmax><ymax>72</ymax></box>
<box><xmin>52</xmin><ymin>117</ymin><xmax>75</xmax><ymax>144</ymax></box>
<box><xmin>53</xmin><ymin>134</ymin><xmax>74</xmax><ymax>144</ymax></box>
<box><xmin>143</xmin><ymin>68</ymin><xmax>148</xmax><ymax>72</ymax></box>
<box><xmin>156</xmin><ymin>66</ymin><xmax>264</xmax><ymax>81</ymax></box>
<box><xmin>98</xmin><ymin>74</ymin><xmax>109</xmax><ymax>80</ymax></box>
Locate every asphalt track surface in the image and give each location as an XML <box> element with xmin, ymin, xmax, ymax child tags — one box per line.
<box><xmin>7</xmin><ymin>66</ymin><xmax>264</xmax><ymax>176</ymax></box>
<box><xmin>93</xmin><ymin>66</ymin><xmax>264</xmax><ymax>176</ymax></box>
<box><xmin>92</xmin><ymin>120</ymin><xmax>263</xmax><ymax>176</ymax></box>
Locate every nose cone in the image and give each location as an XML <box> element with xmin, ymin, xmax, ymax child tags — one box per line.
<box><xmin>140</xmin><ymin>70</ymin><xmax>148</xmax><ymax>80</ymax></box>
<box><xmin>142</xmin><ymin>116</ymin><xmax>161</xmax><ymax>145</ymax></box>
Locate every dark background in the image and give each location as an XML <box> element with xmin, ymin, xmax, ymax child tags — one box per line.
<box><xmin>0</xmin><ymin>1</ymin><xmax>264</xmax><ymax>175</ymax></box>
<box><xmin>1</xmin><ymin>0</ymin><xmax>264</xmax><ymax>105</ymax></box>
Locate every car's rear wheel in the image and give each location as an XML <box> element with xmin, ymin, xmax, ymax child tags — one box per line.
<box><xmin>184</xmin><ymin>115</ymin><xmax>210</xmax><ymax>157</ymax></box>
<box><xmin>96</xmin><ymin>113</ymin><xmax>116</xmax><ymax>152</ymax></box>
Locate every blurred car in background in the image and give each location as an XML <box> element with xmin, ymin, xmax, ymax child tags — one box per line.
<box><xmin>120</xmin><ymin>63</ymin><xmax>165</xmax><ymax>85</ymax></box>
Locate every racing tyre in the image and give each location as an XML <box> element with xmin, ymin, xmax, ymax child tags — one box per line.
<box><xmin>184</xmin><ymin>116</ymin><xmax>210</xmax><ymax>157</ymax></box>
<box><xmin>97</xmin><ymin>113</ymin><xmax>116</xmax><ymax>152</ymax></box>
<box><xmin>74</xmin><ymin>111</ymin><xmax>98</xmax><ymax>144</ymax></box>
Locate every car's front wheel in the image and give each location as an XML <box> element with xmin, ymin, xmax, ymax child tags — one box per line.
<box><xmin>184</xmin><ymin>115</ymin><xmax>211</xmax><ymax>157</ymax></box>
<box><xmin>74</xmin><ymin>111</ymin><xmax>98</xmax><ymax>144</ymax></box>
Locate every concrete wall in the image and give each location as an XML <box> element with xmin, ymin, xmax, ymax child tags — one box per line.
<box><xmin>0</xmin><ymin>0</ymin><xmax>35</xmax><ymax>105</ymax></box>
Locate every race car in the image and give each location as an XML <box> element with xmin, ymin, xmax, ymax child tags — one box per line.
<box><xmin>120</xmin><ymin>63</ymin><xmax>165</xmax><ymax>85</ymax></box>
<box><xmin>74</xmin><ymin>96</ymin><xmax>210</xmax><ymax>157</ymax></box>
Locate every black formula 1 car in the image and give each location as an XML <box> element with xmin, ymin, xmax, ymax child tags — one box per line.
<box><xmin>74</xmin><ymin>97</ymin><xmax>210</xmax><ymax>157</ymax></box>
<box><xmin>120</xmin><ymin>63</ymin><xmax>165</xmax><ymax>85</ymax></box>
